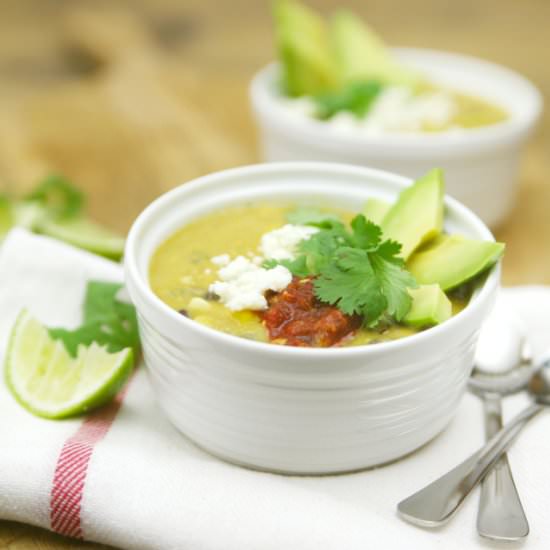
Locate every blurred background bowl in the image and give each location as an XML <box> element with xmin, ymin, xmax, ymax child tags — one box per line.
<box><xmin>250</xmin><ymin>49</ymin><xmax>542</xmax><ymax>228</ymax></box>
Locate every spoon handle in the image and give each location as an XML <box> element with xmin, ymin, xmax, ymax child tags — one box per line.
<box><xmin>397</xmin><ymin>402</ymin><xmax>543</xmax><ymax>527</ymax></box>
<box><xmin>477</xmin><ymin>393</ymin><xmax>529</xmax><ymax>540</ymax></box>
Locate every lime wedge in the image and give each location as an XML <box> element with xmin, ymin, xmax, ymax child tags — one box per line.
<box><xmin>4</xmin><ymin>310</ymin><xmax>133</xmax><ymax>419</ymax></box>
<box><xmin>39</xmin><ymin>218</ymin><xmax>125</xmax><ymax>260</ymax></box>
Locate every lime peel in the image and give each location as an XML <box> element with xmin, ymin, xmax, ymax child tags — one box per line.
<box><xmin>5</xmin><ymin>310</ymin><xmax>133</xmax><ymax>419</ymax></box>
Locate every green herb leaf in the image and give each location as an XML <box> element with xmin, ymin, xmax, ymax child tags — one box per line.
<box><xmin>286</xmin><ymin>207</ymin><xmax>342</xmax><ymax>228</ymax></box>
<box><xmin>314</xmin><ymin>80</ymin><xmax>383</xmax><ymax>119</ymax></box>
<box><xmin>49</xmin><ymin>281</ymin><xmax>140</xmax><ymax>358</ymax></box>
<box><xmin>280</xmin><ymin>213</ymin><xmax>417</xmax><ymax>326</ymax></box>
<box><xmin>314</xmin><ymin>248</ymin><xmax>387</xmax><ymax>323</ymax></box>
<box><xmin>350</xmin><ymin>215</ymin><xmax>382</xmax><ymax>249</ymax></box>
<box><xmin>370</xmin><ymin>240</ymin><xmax>417</xmax><ymax>321</ymax></box>
<box><xmin>24</xmin><ymin>175</ymin><xmax>84</xmax><ymax>220</ymax></box>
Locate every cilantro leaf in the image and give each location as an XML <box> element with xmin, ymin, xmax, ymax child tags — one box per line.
<box><xmin>49</xmin><ymin>281</ymin><xmax>140</xmax><ymax>358</ymax></box>
<box><xmin>298</xmin><ymin>226</ymin><xmax>347</xmax><ymax>274</ymax></box>
<box><xmin>370</xmin><ymin>241</ymin><xmax>417</xmax><ymax>321</ymax></box>
<box><xmin>295</xmin><ymin>214</ymin><xmax>417</xmax><ymax>326</ymax></box>
<box><xmin>265</xmin><ymin>221</ymin><xmax>350</xmax><ymax>276</ymax></box>
<box><xmin>314</xmin><ymin>248</ymin><xmax>387</xmax><ymax>323</ymax></box>
<box><xmin>286</xmin><ymin>207</ymin><xmax>342</xmax><ymax>228</ymax></box>
<box><xmin>314</xmin><ymin>80</ymin><xmax>383</xmax><ymax>120</ymax></box>
<box><xmin>24</xmin><ymin>175</ymin><xmax>84</xmax><ymax>220</ymax></box>
<box><xmin>264</xmin><ymin>212</ymin><xmax>417</xmax><ymax>327</ymax></box>
<box><xmin>350</xmin><ymin>215</ymin><xmax>382</xmax><ymax>250</ymax></box>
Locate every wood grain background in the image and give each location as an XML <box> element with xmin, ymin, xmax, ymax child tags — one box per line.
<box><xmin>0</xmin><ymin>0</ymin><xmax>549</xmax><ymax>547</ymax></box>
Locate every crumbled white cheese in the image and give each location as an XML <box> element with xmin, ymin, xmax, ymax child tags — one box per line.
<box><xmin>361</xmin><ymin>87</ymin><xmax>457</xmax><ymax>133</ymax></box>
<box><xmin>280</xmin><ymin>96</ymin><xmax>318</xmax><ymax>118</ymax></box>
<box><xmin>260</xmin><ymin>224</ymin><xmax>319</xmax><ymax>261</ymax></box>
<box><xmin>209</xmin><ymin>256</ymin><xmax>292</xmax><ymax>311</ymax></box>
<box><xmin>211</xmin><ymin>253</ymin><xmax>231</xmax><ymax>266</ymax></box>
<box><xmin>279</xmin><ymin>86</ymin><xmax>458</xmax><ymax>135</ymax></box>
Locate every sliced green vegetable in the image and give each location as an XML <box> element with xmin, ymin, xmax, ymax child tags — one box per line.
<box><xmin>407</xmin><ymin>235</ymin><xmax>505</xmax><ymax>291</ymax></box>
<box><xmin>382</xmin><ymin>168</ymin><xmax>445</xmax><ymax>259</ymax></box>
<box><xmin>274</xmin><ymin>0</ymin><xmax>339</xmax><ymax>96</ymax></box>
<box><xmin>362</xmin><ymin>198</ymin><xmax>391</xmax><ymax>225</ymax></box>
<box><xmin>404</xmin><ymin>284</ymin><xmax>452</xmax><ymax>328</ymax></box>
<box><xmin>330</xmin><ymin>10</ymin><xmax>420</xmax><ymax>87</ymax></box>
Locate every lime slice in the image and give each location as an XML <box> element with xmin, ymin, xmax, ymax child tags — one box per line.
<box><xmin>39</xmin><ymin>218</ymin><xmax>125</xmax><ymax>260</ymax></box>
<box><xmin>5</xmin><ymin>310</ymin><xmax>133</xmax><ymax>419</ymax></box>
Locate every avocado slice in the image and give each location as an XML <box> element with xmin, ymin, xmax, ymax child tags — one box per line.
<box><xmin>404</xmin><ymin>284</ymin><xmax>452</xmax><ymax>328</ymax></box>
<box><xmin>362</xmin><ymin>198</ymin><xmax>390</xmax><ymax>224</ymax></box>
<box><xmin>329</xmin><ymin>11</ymin><xmax>420</xmax><ymax>87</ymax></box>
<box><xmin>407</xmin><ymin>235</ymin><xmax>505</xmax><ymax>291</ymax></box>
<box><xmin>381</xmin><ymin>168</ymin><xmax>444</xmax><ymax>260</ymax></box>
<box><xmin>274</xmin><ymin>0</ymin><xmax>339</xmax><ymax>96</ymax></box>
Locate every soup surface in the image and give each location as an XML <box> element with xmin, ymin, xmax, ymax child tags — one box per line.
<box><xmin>150</xmin><ymin>204</ymin><xmax>468</xmax><ymax>346</ymax></box>
<box><xmin>422</xmin><ymin>87</ymin><xmax>508</xmax><ymax>131</ymax></box>
<box><xmin>282</xmin><ymin>84</ymin><xmax>508</xmax><ymax>134</ymax></box>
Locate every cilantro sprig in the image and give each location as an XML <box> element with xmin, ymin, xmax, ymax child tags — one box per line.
<box><xmin>286</xmin><ymin>206</ymin><xmax>342</xmax><ymax>228</ymax></box>
<box><xmin>314</xmin><ymin>80</ymin><xmax>383</xmax><ymax>120</ymax></box>
<box><xmin>24</xmin><ymin>175</ymin><xmax>84</xmax><ymax>220</ymax></box>
<box><xmin>269</xmin><ymin>215</ymin><xmax>417</xmax><ymax>326</ymax></box>
<box><xmin>49</xmin><ymin>281</ymin><xmax>140</xmax><ymax>358</ymax></box>
<box><xmin>0</xmin><ymin>175</ymin><xmax>125</xmax><ymax>260</ymax></box>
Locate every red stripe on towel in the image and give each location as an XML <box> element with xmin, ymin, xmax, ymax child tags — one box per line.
<box><xmin>49</xmin><ymin>384</ymin><xmax>131</xmax><ymax>539</ymax></box>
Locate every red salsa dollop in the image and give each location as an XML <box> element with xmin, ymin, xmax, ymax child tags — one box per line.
<box><xmin>260</xmin><ymin>277</ymin><xmax>361</xmax><ymax>347</ymax></box>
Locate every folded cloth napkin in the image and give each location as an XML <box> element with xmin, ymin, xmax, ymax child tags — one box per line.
<box><xmin>0</xmin><ymin>228</ymin><xmax>549</xmax><ymax>550</ymax></box>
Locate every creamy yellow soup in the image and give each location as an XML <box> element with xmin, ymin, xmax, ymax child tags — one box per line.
<box><xmin>150</xmin><ymin>204</ymin><xmax>467</xmax><ymax>347</ymax></box>
<box><xmin>426</xmin><ymin>88</ymin><xmax>508</xmax><ymax>131</ymax></box>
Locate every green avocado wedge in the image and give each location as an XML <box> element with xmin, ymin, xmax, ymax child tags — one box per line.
<box><xmin>362</xmin><ymin>198</ymin><xmax>390</xmax><ymax>225</ymax></box>
<box><xmin>329</xmin><ymin>11</ymin><xmax>420</xmax><ymax>87</ymax></box>
<box><xmin>274</xmin><ymin>0</ymin><xmax>339</xmax><ymax>96</ymax></box>
<box><xmin>404</xmin><ymin>284</ymin><xmax>452</xmax><ymax>328</ymax></box>
<box><xmin>382</xmin><ymin>168</ymin><xmax>445</xmax><ymax>260</ymax></box>
<box><xmin>407</xmin><ymin>235</ymin><xmax>505</xmax><ymax>291</ymax></box>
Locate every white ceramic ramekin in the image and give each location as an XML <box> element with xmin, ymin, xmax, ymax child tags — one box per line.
<box><xmin>124</xmin><ymin>162</ymin><xmax>500</xmax><ymax>474</ymax></box>
<box><xmin>250</xmin><ymin>48</ymin><xmax>542</xmax><ymax>228</ymax></box>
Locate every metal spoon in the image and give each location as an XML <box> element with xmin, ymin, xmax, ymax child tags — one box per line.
<box><xmin>468</xmin><ymin>312</ymin><xmax>531</xmax><ymax>541</ymax></box>
<box><xmin>397</xmin><ymin>352</ymin><xmax>550</xmax><ymax>528</ymax></box>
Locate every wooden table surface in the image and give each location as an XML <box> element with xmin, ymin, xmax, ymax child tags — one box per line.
<box><xmin>0</xmin><ymin>0</ymin><xmax>549</xmax><ymax>547</ymax></box>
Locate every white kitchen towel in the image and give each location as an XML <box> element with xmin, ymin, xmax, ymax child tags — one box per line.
<box><xmin>0</xmin><ymin>228</ymin><xmax>548</xmax><ymax>550</ymax></box>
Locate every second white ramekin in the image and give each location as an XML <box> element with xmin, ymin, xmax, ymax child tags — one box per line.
<box><xmin>250</xmin><ymin>49</ymin><xmax>542</xmax><ymax>228</ymax></box>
